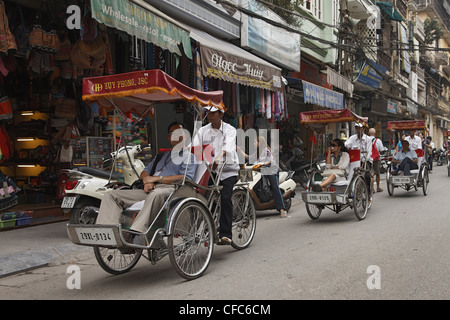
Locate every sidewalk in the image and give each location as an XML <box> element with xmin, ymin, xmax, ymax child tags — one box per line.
<box><xmin>0</xmin><ymin>221</ymin><xmax>91</xmax><ymax>278</ymax></box>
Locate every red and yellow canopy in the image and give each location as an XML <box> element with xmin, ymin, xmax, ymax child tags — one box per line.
<box><xmin>386</xmin><ymin>120</ymin><xmax>427</xmax><ymax>132</ymax></box>
<box><xmin>82</xmin><ymin>69</ymin><xmax>225</xmax><ymax>114</ymax></box>
<box><xmin>300</xmin><ymin>108</ymin><xmax>368</xmax><ymax>126</ymax></box>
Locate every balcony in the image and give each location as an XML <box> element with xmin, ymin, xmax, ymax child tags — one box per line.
<box><xmin>414</xmin><ymin>18</ymin><xmax>425</xmax><ymax>42</ymax></box>
<box><xmin>415</xmin><ymin>0</ymin><xmax>450</xmax><ymax>35</ymax></box>
<box><xmin>435</xmin><ymin>51</ymin><xmax>449</xmax><ymax>66</ymax></box>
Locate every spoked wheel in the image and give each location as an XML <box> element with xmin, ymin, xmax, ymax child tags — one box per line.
<box><xmin>93</xmin><ymin>246</ymin><xmax>142</xmax><ymax>275</ymax></box>
<box><xmin>386</xmin><ymin>170</ymin><xmax>394</xmax><ymax>196</ymax></box>
<box><xmin>231</xmin><ymin>189</ymin><xmax>256</xmax><ymax>250</ymax></box>
<box><xmin>306</xmin><ymin>203</ymin><xmax>323</xmax><ymax>220</ymax></box>
<box><xmin>168</xmin><ymin>201</ymin><xmax>215</xmax><ymax>280</ymax></box>
<box><xmin>353</xmin><ymin>176</ymin><xmax>369</xmax><ymax>221</ymax></box>
<box><xmin>422</xmin><ymin>167</ymin><xmax>429</xmax><ymax>196</ymax></box>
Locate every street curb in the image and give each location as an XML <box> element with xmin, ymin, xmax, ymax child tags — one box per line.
<box><xmin>0</xmin><ymin>244</ymin><xmax>90</xmax><ymax>278</ymax></box>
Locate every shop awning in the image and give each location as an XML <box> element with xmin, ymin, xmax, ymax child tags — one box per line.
<box><xmin>302</xmin><ymin>80</ymin><xmax>344</xmax><ymax>110</ymax></box>
<box><xmin>90</xmin><ymin>0</ymin><xmax>192</xmax><ymax>58</ymax></box>
<box><xmin>376</xmin><ymin>2</ymin><xmax>404</xmax><ymax>22</ymax></box>
<box><xmin>188</xmin><ymin>26</ymin><xmax>283</xmax><ymax>92</ymax></box>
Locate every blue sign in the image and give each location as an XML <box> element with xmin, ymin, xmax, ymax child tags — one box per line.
<box><xmin>302</xmin><ymin>80</ymin><xmax>344</xmax><ymax>110</ymax></box>
<box><xmin>356</xmin><ymin>60</ymin><xmax>387</xmax><ymax>89</ymax></box>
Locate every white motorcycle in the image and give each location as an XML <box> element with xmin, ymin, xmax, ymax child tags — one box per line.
<box><xmin>61</xmin><ymin>144</ymin><xmax>148</xmax><ymax>224</ymax></box>
<box><xmin>236</xmin><ymin>163</ymin><xmax>297</xmax><ymax>213</ymax></box>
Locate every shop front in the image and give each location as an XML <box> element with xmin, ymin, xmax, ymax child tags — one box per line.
<box><xmin>0</xmin><ymin>0</ymin><xmax>196</xmax><ymax>228</ymax></box>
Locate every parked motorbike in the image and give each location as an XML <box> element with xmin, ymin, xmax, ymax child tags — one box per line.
<box><xmin>379</xmin><ymin>150</ymin><xmax>392</xmax><ymax>174</ymax></box>
<box><xmin>237</xmin><ymin>163</ymin><xmax>297</xmax><ymax>213</ymax></box>
<box><xmin>61</xmin><ymin>144</ymin><xmax>148</xmax><ymax>224</ymax></box>
<box><xmin>435</xmin><ymin>148</ymin><xmax>447</xmax><ymax>166</ymax></box>
<box><xmin>279</xmin><ymin>146</ymin><xmax>325</xmax><ymax>189</ymax></box>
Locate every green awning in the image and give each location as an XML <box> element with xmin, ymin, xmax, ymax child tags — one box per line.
<box><xmin>376</xmin><ymin>2</ymin><xmax>404</xmax><ymax>22</ymax></box>
<box><xmin>90</xmin><ymin>0</ymin><xmax>192</xmax><ymax>59</ymax></box>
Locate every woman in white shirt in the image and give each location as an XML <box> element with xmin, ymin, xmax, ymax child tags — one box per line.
<box><xmin>238</xmin><ymin>135</ymin><xmax>287</xmax><ymax>218</ymax></box>
<box><xmin>312</xmin><ymin>139</ymin><xmax>350</xmax><ymax>191</ymax></box>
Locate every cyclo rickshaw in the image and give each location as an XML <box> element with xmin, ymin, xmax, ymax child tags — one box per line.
<box><xmin>385</xmin><ymin>120</ymin><xmax>430</xmax><ymax>196</ymax></box>
<box><xmin>66</xmin><ymin>70</ymin><xmax>256</xmax><ymax>280</ymax></box>
<box><xmin>299</xmin><ymin>109</ymin><xmax>371</xmax><ymax>221</ymax></box>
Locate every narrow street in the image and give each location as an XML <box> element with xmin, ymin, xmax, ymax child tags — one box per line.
<box><xmin>1</xmin><ymin>165</ymin><xmax>449</xmax><ymax>301</ymax></box>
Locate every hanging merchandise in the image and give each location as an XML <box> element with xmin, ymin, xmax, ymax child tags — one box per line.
<box><xmin>0</xmin><ymin>171</ymin><xmax>20</xmax><ymax>212</ymax></box>
<box><xmin>80</xmin><ymin>5</ymin><xmax>97</xmax><ymax>41</ymax></box>
<box><xmin>71</xmin><ymin>34</ymin><xmax>107</xmax><ymax>70</ymax></box>
<box><xmin>29</xmin><ymin>0</ymin><xmax>60</xmax><ymax>54</ymax></box>
<box><xmin>9</xmin><ymin>5</ymin><xmax>30</xmax><ymax>56</ymax></box>
<box><xmin>265</xmin><ymin>90</ymin><xmax>271</xmax><ymax>119</ymax></box>
<box><xmin>0</xmin><ymin>0</ymin><xmax>18</xmax><ymax>56</ymax></box>
<box><xmin>0</xmin><ymin>124</ymin><xmax>13</xmax><ymax>161</ymax></box>
<box><xmin>0</xmin><ymin>83</ymin><xmax>12</xmax><ymax>121</ymax></box>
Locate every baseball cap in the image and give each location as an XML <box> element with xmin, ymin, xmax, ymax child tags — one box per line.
<box><xmin>354</xmin><ymin>122</ymin><xmax>363</xmax><ymax>127</ymax></box>
<box><xmin>202</xmin><ymin>106</ymin><xmax>224</xmax><ymax>113</ymax></box>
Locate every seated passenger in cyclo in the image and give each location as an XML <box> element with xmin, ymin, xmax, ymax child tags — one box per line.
<box><xmin>95</xmin><ymin>122</ymin><xmax>198</xmax><ymax>245</ymax></box>
<box><xmin>311</xmin><ymin>138</ymin><xmax>350</xmax><ymax>192</ymax></box>
<box><xmin>390</xmin><ymin>139</ymin><xmax>418</xmax><ymax>176</ymax></box>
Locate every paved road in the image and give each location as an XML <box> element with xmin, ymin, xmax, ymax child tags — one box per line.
<box><xmin>0</xmin><ymin>165</ymin><xmax>449</xmax><ymax>301</ymax></box>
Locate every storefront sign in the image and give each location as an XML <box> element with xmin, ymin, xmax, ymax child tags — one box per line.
<box><xmin>355</xmin><ymin>60</ymin><xmax>386</xmax><ymax>89</ymax></box>
<box><xmin>201</xmin><ymin>46</ymin><xmax>282</xmax><ymax>91</ymax></box>
<box><xmin>387</xmin><ymin>100</ymin><xmax>398</xmax><ymax>114</ymax></box>
<box><xmin>386</xmin><ymin>120</ymin><xmax>426</xmax><ymax>131</ymax></box>
<box><xmin>300</xmin><ymin>108</ymin><xmax>367</xmax><ymax>125</ymax></box>
<box><xmin>241</xmin><ymin>0</ymin><xmax>301</xmax><ymax>72</ymax></box>
<box><xmin>302</xmin><ymin>80</ymin><xmax>344</xmax><ymax>110</ymax></box>
<box><xmin>90</xmin><ymin>0</ymin><xmax>192</xmax><ymax>58</ymax></box>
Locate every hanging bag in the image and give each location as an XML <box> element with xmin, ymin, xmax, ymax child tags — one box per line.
<box><xmin>0</xmin><ymin>0</ymin><xmax>17</xmax><ymax>55</ymax></box>
<box><xmin>29</xmin><ymin>0</ymin><xmax>59</xmax><ymax>53</ymax></box>
<box><xmin>9</xmin><ymin>5</ymin><xmax>30</xmax><ymax>55</ymax></box>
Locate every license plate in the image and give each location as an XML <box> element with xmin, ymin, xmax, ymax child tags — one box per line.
<box><xmin>74</xmin><ymin>227</ymin><xmax>117</xmax><ymax>246</ymax></box>
<box><xmin>392</xmin><ymin>177</ymin><xmax>411</xmax><ymax>184</ymax></box>
<box><xmin>307</xmin><ymin>193</ymin><xmax>332</xmax><ymax>203</ymax></box>
<box><xmin>61</xmin><ymin>197</ymin><xmax>77</xmax><ymax>208</ymax></box>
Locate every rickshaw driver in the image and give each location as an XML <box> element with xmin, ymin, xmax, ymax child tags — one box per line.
<box><xmin>95</xmin><ymin>122</ymin><xmax>198</xmax><ymax>243</ymax></box>
<box><xmin>345</xmin><ymin>123</ymin><xmax>373</xmax><ymax>197</ymax></box>
<box><xmin>192</xmin><ymin>106</ymin><xmax>240</xmax><ymax>246</ymax></box>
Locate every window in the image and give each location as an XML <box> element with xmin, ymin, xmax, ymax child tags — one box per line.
<box><xmin>300</xmin><ymin>0</ymin><xmax>323</xmax><ymax>20</ymax></box>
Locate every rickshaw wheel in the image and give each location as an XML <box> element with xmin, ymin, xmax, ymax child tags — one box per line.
<box><xmin>168</xmin><ymin>200</ymin><xmax>215</xmax><ymax>280</ymax></box>
<box><xmin>93</xmin><ymin>246</ymin><xmax>142</xmax><ymax>275</ymax></box>
<box><xmin>386</xmin><ymin>170</ymin><xmax>394</xmax><ymax>196</ymax></box>
<box><xmin>231</xmin><ymin>189</ymin><xmax>256</xmax><ymax>250</ymax></box>
<box><xmin>306</xmin><ymin>203</ymin><xmax>322</xmax><ymax>220</ymax></box>
<box><xmin>422</xmin><ymin>167</ymin><xmax>429</xmax><ymax>196</ymax></box>
<box><xmin>353</xmin><ymin>176</ymin><xmax>369</xmax><ymax>221</ymax></box>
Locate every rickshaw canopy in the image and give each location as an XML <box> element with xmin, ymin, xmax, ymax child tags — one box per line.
<box><xmin>299</xmin><ymin>108</ymin><xmax>368</xmax><ymax>132</ymax></box>
<box><xmin>386</xmin><ymin>120</ymin><xmax>427</xmax><ymax>133</ymax></box>
<box><xmin>82</xmin><ymin>69</ymin><xmax>225</xmax><ymax>115</ymax></box>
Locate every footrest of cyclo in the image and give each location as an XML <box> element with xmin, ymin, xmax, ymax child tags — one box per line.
<box><xmin>67</xmin><ymin>224</ymin><xmax>125</xmax><ymax>248</ymax></box>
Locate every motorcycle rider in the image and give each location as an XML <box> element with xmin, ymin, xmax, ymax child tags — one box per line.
<box><xmin>425</xmin><ymin>136</ymin><xmax>434</xmax><ymax>172</ymax></box>
<box><xmin>95</xmin><ymin>122</ymin><xmax>197</xmax><ymax>244</ymax></box>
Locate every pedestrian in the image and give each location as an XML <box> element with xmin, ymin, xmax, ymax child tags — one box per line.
<box><xmin>192</xmin><ymin>106</ymin><xmax>240</xmax><ymax>245</ymax></box>
<box><xmin>368</xmin><ymin>128</ymin><xmax>386</xmax><ymax>193</ymax></box>
<box><xmin>345</xmin><ymin>123</ymin><xmax>373</xmax><ymax>198</ymax></box>
<box><xmin>96</xmin><ymin>122</ymin><xmax>198</xmax><ymax>246</ymax></box>
<box><xmin>425</xmin><ymin>136</ymin><xmax>435</xmax><ymax>172</ymax></box>
<box><xmin>237</xmin><ymin>135</ymin><xmax>287</xmax><ymax>218</ymax></box>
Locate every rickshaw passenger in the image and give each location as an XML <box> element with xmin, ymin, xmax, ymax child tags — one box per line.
<box><xmin>95</xmin><ymin>122</ymin><xmax>198</xmax><ymax>242</ymax></box>
<box><xmin>391</xmin><ymin>140</ymin><xmax>418</xmax><ymax>176</ymax></box>
<box><xmin>311</xmin><ymin>139</ymin><xmax>350</xmax><ymax>191</ymax></box>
